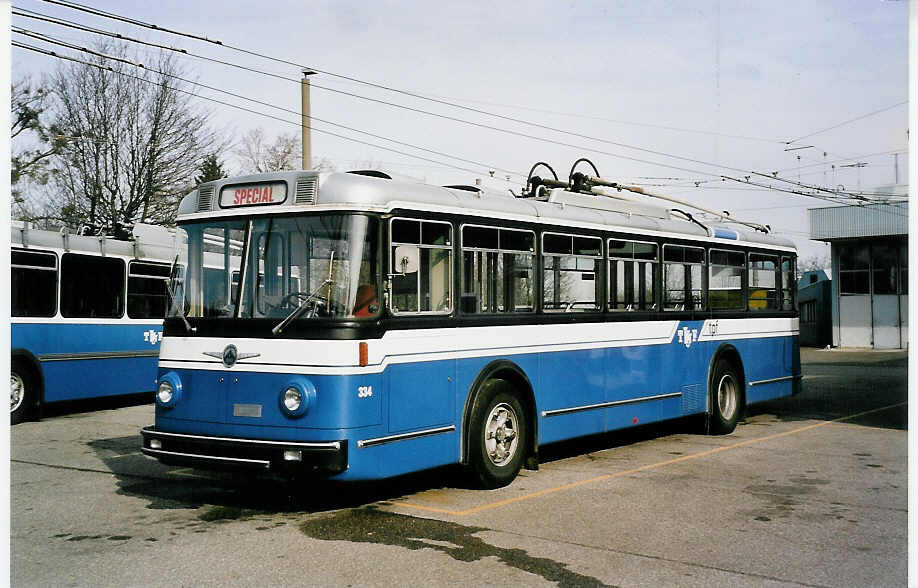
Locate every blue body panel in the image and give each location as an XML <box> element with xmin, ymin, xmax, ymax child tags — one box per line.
<box><xmin>155</xmin><ymin>321</ymin><xmax>797</xmax><ymax>481</ymax></box>
<box><xmin>12</xmin><ymin>322</ymin><xmax>162</xmax><ymax>403</ymax></box>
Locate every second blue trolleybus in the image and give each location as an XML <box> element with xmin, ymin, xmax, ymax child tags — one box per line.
<box><xmin>141</xmin><ymin>165</ymin><xmax>800</xmax><ymax>487</ymax></box>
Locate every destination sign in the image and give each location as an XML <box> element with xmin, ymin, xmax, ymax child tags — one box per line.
<box><xmin>219</xmin><ymin>182</ymin><xmax>287</xmax><ymax>208</ymax></box>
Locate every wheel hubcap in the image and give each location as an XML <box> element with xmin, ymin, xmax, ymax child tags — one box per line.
<box><xmin>11</xmin><ymin>373</ymin><xmax>25</xmax><ymax>413</ymax></box>
<box><xmin>484</xmin><ymin>403</ymin><xmax>519</xmax><ymax>467</ymax></box>
<box><xmin>717</xmin><ymin>373</ymin><xmax>738</xmax><ymax>421</ymax></box>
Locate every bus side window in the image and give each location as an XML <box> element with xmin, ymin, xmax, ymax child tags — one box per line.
<box><xmin>11</xmin><ymin>249</ymin><xmax>58</xmax><ymax>318</ymax></box>
<box><xmin>663</xmin><ymin>245</ymin><xmax>705</xmax><ymax>311</ymax></box>
<box><xmin>60</xmin><ymin>253</ymin><xmax>125</xmax><ymax>319</ymax></box>
<box><xmin>390</xmin><ymin>218</ymin><xmax>452</xmax><ymax>314</ymax></box>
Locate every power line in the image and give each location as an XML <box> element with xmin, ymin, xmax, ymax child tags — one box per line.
<box><xmin>29</xmin><ymin>0</ymin><xmax>809</xmax><ymax>183</ymax></box>
<box><xmin>786</xmin><ymin>101</ymin><xmax>908</xmax><ymax>144</ymax></box>
<box><xmin>13</xmin><ymin>40</ymin><xmax>497</xmax><ymax>178</ymax></box>
<box><xmin>21</xmin><ymin>3</ymin><xmax>899</xmax><ymax>206</ymax></box>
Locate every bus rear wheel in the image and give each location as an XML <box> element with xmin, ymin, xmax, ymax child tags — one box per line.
<box><xmin>11</xmin><ymin>361</ymin><xmax>35</xmax><ymax>425</ymax></box>
<box><xmin>708</xmin><ymin>359</ymin><xmax>742</xmax><ymax>435</ymax></box>
<box><xmin>468</xmin><ymin>379</ymin><xmax>527</xmax><ymax>489</ymax></box>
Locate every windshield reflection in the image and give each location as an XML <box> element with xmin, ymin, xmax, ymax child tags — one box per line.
<box><xmin>169</xmin><ymin>214</ymin><xmax>380</xmax><ymax>322</ymax></box>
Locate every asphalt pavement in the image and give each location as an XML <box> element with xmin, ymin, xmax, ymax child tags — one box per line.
<box><xmin>11</xmin><ymin>348</ymin><xmax>907</xmax><ymax>587</ymax></box>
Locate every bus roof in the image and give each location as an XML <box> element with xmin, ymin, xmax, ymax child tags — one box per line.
<box><xmin>11</xmin><ymin>221</ymin><xmax>183</xmax><ymax>262</ymax></box>
<box><xmin>179</xmin><ymin>170</ymin><xmax>796</xmax><ymax>252</ymax></box>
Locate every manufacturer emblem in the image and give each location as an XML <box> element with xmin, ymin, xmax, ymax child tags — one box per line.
<box><xmin>203</xmin><ymin>344</ymin><xmax>260</xmax><ymax>367</ymax></box>
<box><xmin>676</xmin><ymin>326</ymin><xmax>699</xmax><ymax>349</ymax></box>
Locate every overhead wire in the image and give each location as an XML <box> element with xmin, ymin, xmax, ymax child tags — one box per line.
<box><xmin>786</xmin><ymin>101</ymin><xmax>909</xmax><ymax>144</ymax></box>
<box><xmin>12</xmin><ymin>40</ymin><xmax>497</xmax><ymax>178</ymax></box>
<box><xmin>20</xmin><ymin>1</ymin><xmax>906</xmax><ymax>214</ymax></box>
<box><xmin>21</xmin><ymin>2</ymin><xmax>901</xmax><ymax>206</ymax></box>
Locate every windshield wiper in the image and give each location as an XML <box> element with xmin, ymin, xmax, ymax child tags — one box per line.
<box><xmin>166</xmin><ymin>255</ymin><xmax>195</xmax><ymax>334</ymax></box>
<box><xmin>272</xmin><ymin>251</ymin><xmax>335</xmax><ymax>336</ymax></box>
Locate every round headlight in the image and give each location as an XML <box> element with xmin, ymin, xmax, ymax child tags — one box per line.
<box><xmin>157</xmin><ymin>380</ymin><xmax>174</xmax><ymax>405</ymax></box>
<box><xmin>156</xmin><ymin>372</ymin><xmax>182</xmax><ymax>408</ymax></box>
<box><xmin>283</xmin><ymin>387</ymin><xmax>302</xmax><ymax>412</ymax></box>
<box><xmin>279</xmin><ymin>378</ymin><xmax>316</xmax><ymax>418</ymax></box>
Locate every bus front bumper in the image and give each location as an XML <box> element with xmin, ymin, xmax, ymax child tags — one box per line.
<box><xmin>140</xmin><ymin>426</ymin><xmax>347</xmax><ymax>475</ymax></box>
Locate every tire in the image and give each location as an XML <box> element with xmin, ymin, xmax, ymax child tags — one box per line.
<box><xmin>708</xmin><ymin>359</ymin><xmax>742</xmax><ymax>435</ymax></box>
<box><xmin>467</xmin><ymin>379</ymin><xmax>527</xmax><ymax>489</ymax></box>
<box><xmin>11</xmin><ymin>360</ymin><xmax>35</xmax><ymax>425</ymax></box>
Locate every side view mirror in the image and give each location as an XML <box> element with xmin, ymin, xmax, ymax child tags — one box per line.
<box><xmin>393</xmin><ymin>245</ymin><xmax>420</xmax><ymax>275</ymax></box>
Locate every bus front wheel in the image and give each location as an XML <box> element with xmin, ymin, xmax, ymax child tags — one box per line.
<box><xmin>708</xmin><ymin>359</ymin><xmax>742</xmax><ymax>435</ymax></box>
<box><xmin>11</xmin><ymin>360</ymin><xmax>35</xmax><ymax>425</ymax></box>
<box><xmin>468</xmin><ymin>379</ymin><xmax>527</xmax><ymax>489</ymax></box>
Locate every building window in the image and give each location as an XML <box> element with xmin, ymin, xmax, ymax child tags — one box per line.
<box><xmin>542</xmin><ymin>233</ymin><xmax>602</xmax><ymax>312</ymax></box>
<box><xmin>663</xmin><ymin>245</ymin><xmax>705</xmax><ymax>311</ymax></box>
<box><xmin>800</xmin><ymin>300</ymin><xmax>816</xmax><ymax>324</ymax></box>
<box><xmin>12</xmin><ymin>249</ymin><xmax>58</xmax><ymax>317</ymax></box>
<box><xmin>900</xmin><ymin>242</ymin><xmax>908</xmax><ymax>294</ymax></box>
<box><xmin>871</xmin><ymin>242</ymin><xmax>898</xmax><ymax>295</ymax></box>
<box><xmin>748</xmin><ymin>254</ymin><xmax>778</xmax><ymax>311</ymax></box>
<box><xmin>608</xmin><ymin>239</ymin><xmax>658</xmax><ymax>311</ymax></box>
<box><xmin>709</xmin><ymin>249</ymin><xmax>745</xmax><ymax>310</ymax></box>
<box><xmin>461</xmin><ymin>225</ymin><xmax>535</xmax><ymax>313</ymax></box>
<box><xmin>838</xmin><ymin>243</ymin><xmax>869</xmax><ymax>295</ymax></box>
<box><xmin>60</xmin><ymin>253</ymin><xmax>125</xmax><ymax>318</ymax></box>
<box><xmin>390</xmin><ymin>218</ymin><xmax>452</xmax><ymax>314</ymax></box>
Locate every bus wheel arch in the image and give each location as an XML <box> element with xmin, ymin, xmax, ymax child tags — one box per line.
<box><xmin>706</xmin><ymin>345</ymin><xmax>745</xmax><ymax>435</ymax></box>
<box><xmin>11</xmin><ymin>351</ymin><xmax>43</xmax><ymax>425</ymax></box>
<box><xmin>462</xmin><ymin>360</ymin><xmax>537</xmax><ymax>488</ymax></box>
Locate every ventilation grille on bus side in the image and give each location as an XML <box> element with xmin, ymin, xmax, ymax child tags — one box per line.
<box><xmin>198</xmin><ymin>186</ymin><xmax>215</xmax><ymax>211</ymax></box>
<box><xmin>295</xmin><ymin>176</ymin><xmax>318</xmax><ymax>204</ymax></box>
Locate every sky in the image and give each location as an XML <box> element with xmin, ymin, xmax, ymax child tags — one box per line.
<box><xmin>9</xmin><ymin>0</ymin><xmax>910</xmax><ymax>261</ymax></box>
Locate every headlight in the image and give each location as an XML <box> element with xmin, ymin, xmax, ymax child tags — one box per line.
<box><xmin>279</xmin><ymin>378</ymin><xmax>316</xmax><ymax>418</ymax></box>
<box><xmin>157</xmin><ymin>381</ymin><xmax>174</xmax><ymax>405</ymax></box>
<box><xmin>283</xmin><ymin>387</ymin><xmax>302</xmax><ymax>412</ymax></box>
<box><xmin>156</xmin><ymin>372</ymin><xmax>182</xmax><ymax>408</ymax></box>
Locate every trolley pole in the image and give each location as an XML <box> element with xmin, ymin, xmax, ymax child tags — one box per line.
<box><xmin>301</xmin><ymin>70</ymin><xmax>315</xmax><ymax>170</ymax></box>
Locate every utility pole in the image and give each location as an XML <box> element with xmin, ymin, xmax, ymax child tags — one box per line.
<box><xmin>301</xmin><ymin>70</ymin><xmax>315</xmax><ymax>170</ymax></box>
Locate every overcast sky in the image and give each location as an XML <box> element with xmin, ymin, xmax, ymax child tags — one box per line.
<box><xmin>11</xmin><ymin>0</ymin><xmax>910</xmax><ymax>260</ymax></box>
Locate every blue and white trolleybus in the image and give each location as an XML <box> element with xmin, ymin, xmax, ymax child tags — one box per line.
<box><xmin>11</xmin><ymin>222</ymin><xmax>182</xmax><ymax>424</ymax></box>
<box><xmin>141</xmin><ymin>165</ymin><xmax>800</xmax><ymax>487</ymax></box>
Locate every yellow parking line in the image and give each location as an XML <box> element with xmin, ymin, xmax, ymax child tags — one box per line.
<box><xmin>399</xmin><ymin>401</ymin><xmax>907</xmax><ymax>517</ymax></box>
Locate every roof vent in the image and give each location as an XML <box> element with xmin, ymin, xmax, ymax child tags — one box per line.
<box><xmin>294</xmin><ymin>175</ymin><xmax>318</xmax><ymax>204</ymax></box>
<box><xmin>197</xmin><ymin>185</ymin><xmax>215</xmax><ymax>211</ymax></box>
<box><xmin>443</xmin><ymin>184</ymin><xmax>483</xmax><ymax>193</ymax></box>
<box><xmin>347</xmin><ymin>170</ymin><xmax>392</xmax><ymax>180</ymax></box>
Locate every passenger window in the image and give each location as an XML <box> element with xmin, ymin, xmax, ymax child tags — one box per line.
<box><xmin>11</xmin><ymin>249</ymin><xmax>58</xmax><ymax>317</ymax></box>
<box><xmin>390</xmin><ymin>219</ymin><xmax>452</xmax><ymax>314</ymax></box>
<box><xmin>461</xmin><ymin>225</ymin><xmax>535</xmax><ymax>313</ymax></box>
<box><xmin>663</xmin><ymin>245</ymin><xmax>705</xmax><ymax>311</ymax></box>
<box><xmin>127</xmin><ymin>261</ymin><xmax>171</xmax><ymax>318</ymax></box>
<box><xmin>748</xmin><ymin>254</ymin><xmax>778</xmax><ymax>310</ymax></box>
<box><xmin>781</xmin><ymin>256</ymin><xmax>796</xmax><ymax>310</ymax></box>
<box><xmin>709</xmin><ymin>250</ymin><xmax>745</xmax><ymax>309</ymax></box>
<box><xmin>542</xmin><ymin>233</ymin><xmax>602</xmax><ymax>312</ymax></box>
<box><xmin>60</xmin><ymin>253</ymin><xmax>125</xmax><ymax>318</ymax></box>
<box><xmin>608</xmin><ymin>240</ymin><xmax>658</xmax><ymax>311</ymax></box>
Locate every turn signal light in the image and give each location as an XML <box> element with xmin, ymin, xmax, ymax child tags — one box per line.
<box><xmin>359</xmin><ymin>341</ymin><xmax>368</xmax><ymax>367</ymax></box>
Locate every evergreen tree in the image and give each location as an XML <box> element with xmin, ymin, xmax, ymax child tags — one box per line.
<box><xmin>196</xmin><ymin>153</ymin><xmax>226</xmax><ymax>185</ymax></box>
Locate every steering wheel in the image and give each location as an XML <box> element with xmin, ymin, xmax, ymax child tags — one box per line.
<box><xmin>275</xmin><ymin>291</ymin><xmax>329</xmax><ymax>318</ymax></box>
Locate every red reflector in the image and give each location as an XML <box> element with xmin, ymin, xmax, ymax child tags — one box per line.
<box><xmin>359</xmin><ymin>342</ymin><xmax>368</xmax><ymax>367</ymax></box>
<box><xmin>632</xmin><ymin>417</ymin><xmax>639</xmax><ymax>424</ymax></box>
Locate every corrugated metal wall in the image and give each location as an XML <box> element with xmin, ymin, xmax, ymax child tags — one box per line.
<box><xmin>809</xmin><ymin>203</ymin><xmax>908</xmax><ymax>240</ymax></box>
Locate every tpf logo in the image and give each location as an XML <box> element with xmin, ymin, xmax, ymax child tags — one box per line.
<box><xmin>676</xmin><ymin>326</ymin><xmax>699</xmax><ymax>349</ymax></box>
<box><xmin>143</xmin><ymin>329</ymin><xmax>163</xmax><ymax>345</ymax></box>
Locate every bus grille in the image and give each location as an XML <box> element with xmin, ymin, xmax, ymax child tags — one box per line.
<box><xmin>197</xmin><ymin>186</ymin><xmax>215</xmax><ymax>211</ymax></box>
<box><xmin>295</xmin><ymin>176</ymin><xmax>318</xmax><ymax>204</ymax></box>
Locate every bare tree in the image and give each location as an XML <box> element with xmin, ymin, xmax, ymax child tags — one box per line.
<box><xmin>236</xmin><ymin>128</ymin><xmax>302</xmax><ymax>173</ymax></box>
<box><xmin>11</xmin><ymin>76</ymin><xmax>67</xmax><ymax>222</ymax></box>
<box><xmin>798</xmin><ymin>254</ymin><xmax>831</xmax><ymax>277</ymax></box>
<box><xmin>47</xmin><ymin>41</ymin><xmax>225</xmax><ymax>232</ymax></box>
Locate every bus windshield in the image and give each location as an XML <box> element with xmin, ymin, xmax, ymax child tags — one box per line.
<box><xmin>170</xmin><ymin>214</ymin><xmax>380</xmax><ymax>322</ymax></box>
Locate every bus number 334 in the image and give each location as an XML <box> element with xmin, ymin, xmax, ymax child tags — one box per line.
<box><xmin>358</xmin><ymin>386</ymin><xmax>373</xmax><ymax>399</ymax></box>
